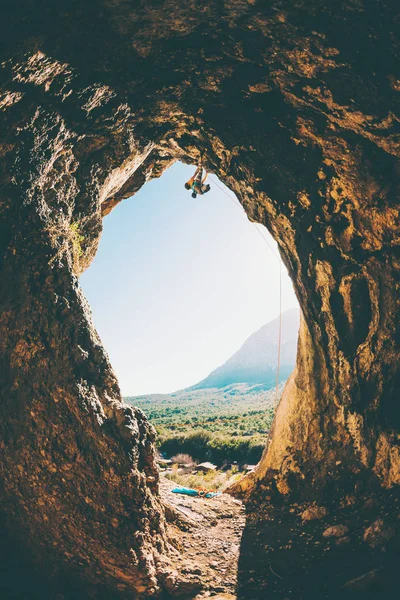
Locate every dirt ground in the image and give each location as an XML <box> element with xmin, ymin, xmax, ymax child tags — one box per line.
<box><xmin>160</xmin><ymin>477</ymin><xmax>245</xmax><ymax>599</ymax></box>
<box><xmin>236</xmin><ymin>486</ymin><xmax>400</xmax><ymax>600</ymax></box>
<box><xmin>160</xmin><ymin>477</ymin><xmax>400</xmax><ymax>600</ymax></box>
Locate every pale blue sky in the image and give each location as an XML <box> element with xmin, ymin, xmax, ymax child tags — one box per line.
<box><xmin>80</xmin><ymin>162</ymin><xmax>298</xmax><ymax>396</ymax></box>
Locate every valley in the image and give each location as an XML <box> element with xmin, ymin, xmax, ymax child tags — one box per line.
<box><xmin>126</xmin><ymin>309</ymin><xmax>298</xmax><ymax>465</ymax></box>
<box><xmin>126</xmin><ymin>383</ymin><xmax>285</xmax><ymax>465</ymax></box>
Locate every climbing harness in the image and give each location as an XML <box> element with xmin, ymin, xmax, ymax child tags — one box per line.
<box><xmin>208</xmin><ymin>175</ymin><xmax>283</xmax><ymax>413</ymax></box>
<box><xmin>185</xmin><ymin>153</ymin><xmax>211</xmax><ymax>198</ymax></box>
<box><xmin>172</xmin><ymin>486</ymin><xmax>221</xmax><ymax>499</ymax></box>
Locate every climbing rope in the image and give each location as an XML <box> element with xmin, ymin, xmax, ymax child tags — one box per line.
<box><xmin>210</xmin><ymin>176</ymin><xmax>279</xmax><ymax>258</ymax></box>
<box><xmin>208</xmin><ymin>175</ymin><xmax>283</xmax><ymax>413</ymax></box>
<box><xmin>274</xmin><ymin>258</ymin><xmax>283</xmax><ymax>412</ymax></box>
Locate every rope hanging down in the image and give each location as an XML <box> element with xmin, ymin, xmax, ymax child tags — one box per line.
<box><xmin>209</xmin><ymin>175</ymin><xmax>283</xmax><ymax>412</ymax></box>
<box><xmin>274</xmin><ymin>258</ymin><xmax>283</xmax><ymax>411</ymax></box>
<box><xmin>210</xmin><ymin>177</ymin><xmax>279</xmax><ymax>258</ymax></box>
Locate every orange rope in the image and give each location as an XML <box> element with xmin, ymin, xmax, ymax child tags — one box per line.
<box><xmin>195</xmin><ymin>487</ymin><xmax>217</xmax><ymax>497</ymax></box>
<box><xmin>210</xmin><ymin>176</ymin><xmax>279</xmax><ymax>258</ymax></box>
<box><xmin>274</xmin><ymin>258</ymin><xmax>283</xmax><ymax>411</ymax></box>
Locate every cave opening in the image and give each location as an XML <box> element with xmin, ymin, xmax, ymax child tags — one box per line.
<box><xmin>76</xmin><ymin>158</ymin><xmax>300</xmax><ymax>594</ymax></box>
<box><xmin>81</xmin><ymin>158</ymin><xmax>299</xmax><ymax>480</ymax></box>
<box><xmin>1</xmin><ymin>2</ymin><xmax>399</xmax><ymax>597</ymax></box>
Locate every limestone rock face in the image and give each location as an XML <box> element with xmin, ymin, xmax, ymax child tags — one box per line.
<box><xmin>0</xmin><ymin>0</ymin><xmax>399</xmax><ymax>597</ymax></box>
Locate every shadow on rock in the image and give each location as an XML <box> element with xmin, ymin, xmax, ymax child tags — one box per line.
<box><xmin>236</xmin><ymin>489</ymin><xmax>399</xmax><ymax>600</ymax></box>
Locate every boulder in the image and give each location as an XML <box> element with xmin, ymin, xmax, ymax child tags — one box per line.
<box><xmin>363</xmin><ymin>518</ymin><xmax>396</xmax><ymax>548</ymax></box>
<box><xmin>344</xmin><ymin>569</ymin><xmax>381</xmax><ymax>590</ymax></box>
<box><xmin>323</xmin><ymin>525</ymin><xmax>349</xmax><ymax>538</ymax></box>
<box><xmin>301</xmin><ymin>506</ymin><xmax>329</xmax><ymax>521</ymax></box>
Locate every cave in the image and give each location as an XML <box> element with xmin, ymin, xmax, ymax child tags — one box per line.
<box><xmin>0</xmin><ymin>1</ymin><xmax>399</xmax><ymax>599</ymax></box>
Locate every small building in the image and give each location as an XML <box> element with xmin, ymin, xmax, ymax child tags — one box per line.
<box><xmin>196</xmin><ymin>462</ymin><xmax>217</xmax><ymax>473</ymax></box>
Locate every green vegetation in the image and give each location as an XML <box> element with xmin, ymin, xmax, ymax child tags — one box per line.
<box><xmin>164</xmin><ymin>464</ymin><xmax>242</xmax><ymax>491</ymax></box>
<box><xmin>48</xmin><ymin>219</ymin><xmax>85</xmax><ymax>270</ymax></box>
<box><xmin>126</xmin><ymin>383</ymin><xmax>283</xmax><ymax>465</ymax></box>
<box><xmin>159</xmin><ymin>429</ymin><xmax>266</xmax><ymax>465</ymax></box>
<box><xmin>69</xmin><ymin>221</ymin><xmax>84</xmax><ymax>259</ymax></box>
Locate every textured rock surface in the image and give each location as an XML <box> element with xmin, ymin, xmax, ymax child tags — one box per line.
<box><xmin>160</xmin><ymin>478</ymin><xmax>245</xmax><ymax>597</ymax></box>
<box><xmin>0</xmin><ymin>0</ymin><xmax>400</xmax><ymax>597</ymax></box>
<box><xmin>322</xmin><ymin>524</ymin><xmax>349</xmax><ymax>538</ymax></box>
<box><xmin>363</xmin><ymin>518</ymin><xmax>396</xmax><ymax>548</ymax></box>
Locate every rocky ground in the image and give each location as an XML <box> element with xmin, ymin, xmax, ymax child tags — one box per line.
<box><xmin>160</xmin><ymin>476</ymin><xmax>399</xmax><ymax>600</ymax></box>
<box><xmin>160</xmin><ymin>478</ymin><xmax>245</xmax><ymax>599</ymax></box>
<box><xmin>236</xmin><ymin>485</ymin><xmax>400</xmax><ymax>600</ymax></box>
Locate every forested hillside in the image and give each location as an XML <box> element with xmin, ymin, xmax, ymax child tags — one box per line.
<box><xmin>126</xmin><ymin>383</ymin><xmax>285</xmax><ymax>464</ymax></box>
<box><xmin>127</xmin><ymin>309</ymin><xmax>299</xmax><ymax>463</ymax></box>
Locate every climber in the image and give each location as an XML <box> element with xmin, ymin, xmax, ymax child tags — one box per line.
<box><xmin>184</xmin><ymin>163</ymin><xmax>211</xmax><ymax>198</ymax></box>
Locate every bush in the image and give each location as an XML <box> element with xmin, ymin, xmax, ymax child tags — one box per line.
<box><xmin>171</xmin><ymin>453</ymin><xmax>195</xmax><ymax>465</ymax></box>
<box><xmin>164</xmin><ymin>467</ymin><xmax>242</xmax><ymax>491</ymax></box>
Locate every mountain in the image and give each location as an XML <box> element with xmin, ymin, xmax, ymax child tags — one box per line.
<box><xmin>189</xmin><ymin>308</ymin><xmax>300</xmax><ymax>390</ymax></box>
<box><xmin>126</xmin><ymin>309</ymin><xmax>300</xmax><ymax>438</ymax></box>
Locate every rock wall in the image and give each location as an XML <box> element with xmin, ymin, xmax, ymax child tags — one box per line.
<box><xmin>0</xmin><ymin>0</ymin><xmax>399</xmax><ymax>596</ymax></box>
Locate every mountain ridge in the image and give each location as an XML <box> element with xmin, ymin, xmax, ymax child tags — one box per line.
<box><xmin>185</xmin><ymin>307</ymin><xmax>299</xmax><ymax>392</ymax></box>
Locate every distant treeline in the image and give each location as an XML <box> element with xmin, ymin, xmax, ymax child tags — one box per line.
<box><xmin>158</xmin><ymin>429</ymin><xmax>265</xmax><ymax>465</ymax></box>
<box><xmin>127</xmin><ymin>384</ymin><xmax>281</xmax><ymax>466</ymax></box>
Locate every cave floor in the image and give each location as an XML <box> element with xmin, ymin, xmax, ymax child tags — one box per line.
<box><xmin>0</xmin><ymin>478</ymin><xmax>398</xmax><ymax>599</ymax></box>
<box><xmin>236</xmin><ymin>489</ymin><xmax>400</xmax><ymax>600</ymax></box>
<box><xmin>161</xmin><ymin>478</ymin><xmax>400</xmax><ymax>600</ymax></box>
<box><xmin>160</xmin><ymin>477</ymin><xmax>245</xmax><ymax>599</ymax></box>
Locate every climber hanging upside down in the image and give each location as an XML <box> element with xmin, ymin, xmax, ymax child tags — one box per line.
<box><xmin>184</xmin><ymin>163</ymin><xmax>211</xmax><ymax>198</ymax></box>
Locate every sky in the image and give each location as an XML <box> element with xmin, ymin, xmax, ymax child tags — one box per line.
<box><xmin>80</xmin><ymin>162</ymin><xmax>298</xmax><ymax>396</ymax></box>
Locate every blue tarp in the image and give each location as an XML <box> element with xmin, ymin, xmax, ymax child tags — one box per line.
<box><xmin>171</xmin><ymin>486</ymin><xmax>220</xmax><ymax>499</ymax></box>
